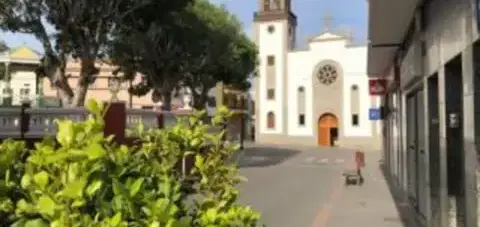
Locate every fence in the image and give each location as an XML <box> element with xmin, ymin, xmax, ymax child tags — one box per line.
<box><xmin>0</xmin><ymin>102</ymin><xmax>248</xmax><ymax>177</ymax></box>
<box><xmin>0</xmin><ymin>102</ymin><xmax>243</xmax><ymax>144</ymax></box>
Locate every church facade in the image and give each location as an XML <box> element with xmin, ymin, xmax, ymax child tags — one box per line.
<box><xmin>252</xmin><ymin>0</ymin><xmax>382</xmax><ymax>150</ymax></box>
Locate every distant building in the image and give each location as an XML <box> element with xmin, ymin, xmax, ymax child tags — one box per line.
<box><xmin>42</xmin><ymin>59</ymin><xmax>165</xmax><ymax>109</ymax></box>
<box><xmin>252</xmin><ymin>0</ymin><xmax>381</xmax><ymax>149</ymax></box>
<box><xmin>41</xmin><ymin>59</ymin><xmax>247</xmax><ymax>112</ymax></box>
<box><xmin>0</xmin><ymin>45</ymin><xmax>42</xmax><ymax>106</ymax></box>
<box><xmin>0</xmin><ymin>45</ymin><xmax>253</xmax><ymax>140</ymax></box>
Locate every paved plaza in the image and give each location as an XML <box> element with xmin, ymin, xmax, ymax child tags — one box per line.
<box><xmin>235</xmin><ymin>144</ymin><xmax>419</xmax><ymax>227</ymax></box>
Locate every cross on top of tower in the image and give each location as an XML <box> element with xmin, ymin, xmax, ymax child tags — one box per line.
<box><xmin>322</xmin><ymin>12</ymin><xmax>334</xmax><ymax>32</ymax></box>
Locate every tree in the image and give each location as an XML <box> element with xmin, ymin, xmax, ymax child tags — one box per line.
<box><xmin>0</xmin><ymin>39</ymin><xmax>7</xmax><ymax>52</ymax></box>
<box><xmin>0</xmin><ymin>0</ymin><xmax>192</xmax><ymax>106</ymax></box>
<box><xmin>0</xmin><ymin>39</ymin><xmax>7</xmax><ymax>80</ymax></box>
<box><xmin>110</xmin><ymin>0</ymin><xmax>257</xmax><ymax>110</ymax></box>
<box><xmin>181</xmin><ymin>1</ymin><xmax>257</xmax><ymax>109</ymax></box>
<box><xmin>108</xmin><ymin>1</ymin><xmax>194</xmax><ymax>110</ymax></box>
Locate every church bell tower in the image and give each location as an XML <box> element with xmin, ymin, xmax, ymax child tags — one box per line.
<box><xmin>254</xmin><ymin>0</ymin><xmax>297</xmax><ymax>49</ymax></box>
<box><xmin>253</xmin><ymin>0</ymin><xmax>296</xmax><ymax>136</ymax></box>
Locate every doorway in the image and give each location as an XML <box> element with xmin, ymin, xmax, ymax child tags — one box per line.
<box><xmin>444</xmin><ymin>55</ymin><xmax>465</xmax><ymax>226</ymax></box>
<box><xmin>318</xmin><ymin>113</ymin><xmax>339</xmax><ymax>146</ymax></box>
<box><xmin>406</xmin><ymin>87</ymin><xmax>427</xmax><ymax>218</ymax></box>
<box><xmin>474</xmin><ymin>41</ymin><xmax>480</xmax><ymax>227</ymax></box>
<box><xmin>428</xmin><ymin>73</ymin><xmax>441</xmax><ymax>226</ymax></box>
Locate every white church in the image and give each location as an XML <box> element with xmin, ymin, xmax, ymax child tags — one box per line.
<box><xmin>252</xmin><ymin>0</ymin><xmax>381</xmax><ymax>150</ymax></box>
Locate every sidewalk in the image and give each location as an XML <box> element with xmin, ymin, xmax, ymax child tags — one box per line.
<box><xmin>316</xmin><ymin>152</ymin><xmax>423</xmax><ymax>227</ymax></box>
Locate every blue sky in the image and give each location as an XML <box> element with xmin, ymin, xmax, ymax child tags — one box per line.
<box><xmin>0</xmin><ymin>0</ymin><xmax>368</xmax><ymax>51</ymax></box>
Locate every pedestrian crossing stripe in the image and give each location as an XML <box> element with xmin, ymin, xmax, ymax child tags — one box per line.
<box><xmin>302</xmin><ymin>157</ymin><xmax>345</xmax><ymax>164</ymax></box>
<box><xmin>318</xmin><ymin>158</ymin><xmax>329</xmax><ymax>163</ymax></box>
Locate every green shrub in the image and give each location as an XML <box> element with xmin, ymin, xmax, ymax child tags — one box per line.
<box><xmin>0</xmin><ymin>99</ymin><xmax>262</xmax><ymax>227</ymax></box>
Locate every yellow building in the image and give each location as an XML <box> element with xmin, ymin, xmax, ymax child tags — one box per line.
<box><xmin>0</xmin><ymin>45</ymin><xmax>41</xmax><ymax>106</ymax></box>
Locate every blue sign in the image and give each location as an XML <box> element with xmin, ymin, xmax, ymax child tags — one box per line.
<box><xmin>369</xmin><ymin>108</ymin><xmax>381</xmax><ymax>120</ymax></box>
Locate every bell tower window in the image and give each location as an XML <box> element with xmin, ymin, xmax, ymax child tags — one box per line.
<box><xmin>272</xmin><ymin>0</ymin><xmax>281</xmax><ymax>10</ymax></box>
<box><xmin>261</xmin><ymin>0</ymin><xmax>288</xmax><ymax>12</ymax></box>
<box><xmin>254</xmin><ymin>0</ymin><xmax>297</xmax><ymax>52</ymax></box>
<box><xmin>263</xmin><ymin>0</ymin><xmax>270</xmax><ymax>11</ymax></box>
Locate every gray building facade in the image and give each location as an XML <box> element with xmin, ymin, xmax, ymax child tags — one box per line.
<box><xmin>369</xmin><ymin>0</ymin><xmax>480</xmax><ymax>226</ymax></box>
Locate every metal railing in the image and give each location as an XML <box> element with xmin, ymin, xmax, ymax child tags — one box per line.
<box><xmin>25</xmin><ymin>108</ymin><xmax>88</xmax><ymax>138</ymax></box>
<box><xmin>0</xmin><ymin>106</ymin><xmax>243</xmax><ymax>141</ymax></box>
<box><xmin>126</xmin><ymin>109</ymin><xmax>159</xmax><ymax>130</ymax></box>
<box><xmin>0</xmin><ymin>108</ymin><xmax>22</xmax><ymax>138</ymax></box>
<box><xmin>0</xmin><ymin>107</ymin><xmax>163</xmax><ymax>138</ymax></box>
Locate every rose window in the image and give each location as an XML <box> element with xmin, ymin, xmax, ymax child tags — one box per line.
<box><xmin>317</xmin><ymin>64</ymin><xmax>338</xmax><ymax>85</ymax></box>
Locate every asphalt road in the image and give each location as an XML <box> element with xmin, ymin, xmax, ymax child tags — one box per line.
<box><xmin>235</xmin><ymin>144</ymin><xmax>410</xmax><ymax>227</ymax></box>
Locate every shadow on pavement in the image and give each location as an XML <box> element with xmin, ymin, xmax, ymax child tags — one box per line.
<box><xmin>380</xmin><ymin>163</ymin><xmax>424</xmax><ymax>227</ymax></box>
<box><xmin>236</xmin><ymin>146</ymin><xmax>300</xmax><ymax>168</ymax></box>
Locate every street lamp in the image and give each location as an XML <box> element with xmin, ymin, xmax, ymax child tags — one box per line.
<box><xmin>239</xmin><ymin>93</ymin><xmax>246</xmax><ymax>150</ymax></box>
<box><xmin>2</xmin><ymin>62</ymin><xmax>12</xmax><ymax>106</ymax></box>
<box><xmin>109</xmin><ymin>77</ymin><xmax>121</xmax><ymax>102</ymax></box>
<box><xmin>220</xmin><ymin>84</ymin><xmax>227</xmax><ymax>142</ymax></box>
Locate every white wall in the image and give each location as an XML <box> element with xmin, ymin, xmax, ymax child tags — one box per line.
<box><xmin>286</xmin><ymin>39</ymin><xmax>346</xmax><ymax>136</ymax></box>
<box><xmin>0</xmin><ymin>70</ymin><xmax>37</xmax><ymax>105</ymax></box>
<box><xmin>257</xmin><ymin>21</ymin><xmax>288</xmax><ymax>134</ymax></box>
<box><xmin>344</xmin><ymin>46</ymin><xmax>374</xmax><ymax>137</ymax></box>
<box><xmin>309</xmin><ymin>40</ymin><xmax>346</xmax><ymax>52</ymax></box>
<box><xmin>286</xmin><ymin>41</ymin><xmax>374</xmax><ymax>137</ymax></box>
<box><xmin>286</xmin><ymin>50</ymin><xmax>312</xmax><ymax>136</ymax></box>
<box><xmin>11</xmin><ymin>71</ymin><xmax>37</xmax><ymax>105</ymax></box>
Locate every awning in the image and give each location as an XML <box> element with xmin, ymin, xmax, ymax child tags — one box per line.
<box><xmin>367</xmin><ymin>0</ymin><xmax>420</xmax><ymax>77</ymax></box>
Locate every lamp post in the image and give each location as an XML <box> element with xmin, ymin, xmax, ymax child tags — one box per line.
<box><xmin>36</xmin><ymin>75</ymin><xmax>44</xmax><ymax>107</ymax></box>
<box><xmin>220</xmin><ymin>84</ymin><xmax>227</xmax><ymax>142</ymax></box>
<box><xmin>109</xmin><ymin>78</ymin><xmax>121</xmax><ymax>102</ymax></box>
<box><xmin>1</xmin><ymin>62</ymin><xmax>12</xmax><ymax>106</ymax></box>
<box><xmin>239</xmin><ymin>93</ymin><xmax>246</xmax><ymax>150</ymax></box>
<box><xmin>3</xmin><ymin>62</ymin><xmax>12</xmax><ymax>106</ymax></box>
<box><xmin>129</xmin><ymin>78</ymin><xmax>133</xmax><ymax>109</ymax></box>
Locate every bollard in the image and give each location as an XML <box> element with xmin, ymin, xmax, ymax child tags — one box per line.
<box><xmin>354</xmin><ymin>150</ymin><xmax>365</xmax><ymax>185</ymax></box>
<box><xmin>103</xmin><ymin>102</ymin><xmax>126</xmax><ymax>144</ymax></box>
<box><xmin>355</xmin><ymin>150</ymin><xmax>365</xmax><ymax>169</ymax></box>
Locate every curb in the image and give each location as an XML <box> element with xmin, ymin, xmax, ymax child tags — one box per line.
<box><xmin>381</xmin><ymin>165</ymin><xmax>426</xmax><ymax>227</ymax></box>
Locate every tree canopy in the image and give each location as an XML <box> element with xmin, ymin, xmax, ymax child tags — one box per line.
<box><xmin>0</xmin><ymin>39</ymin><xmax>7</xmax><ymax>52</ymax></box>
<box><xmin>110</xmin><ymin>0</ymin><xmax>257</xmax><ymax>110</ymax></box>
<box><xmin>0</xmin><ymin>0</ymin><xmax>257</xmax><ymax>108</ymax></box>
<box><xmin>0</xmin><ymin>0</ymin><xmax>192</xmax><ymax>106</ymax></box>
<box><xmin>0</xmin><ymin>39</ymin><xmax>8</xmax><ymax>79</ymax></box>
<box><xmin>179</xmin><ymin>1</ymin><xmax>257</xmax><ymax>109</ymax></box>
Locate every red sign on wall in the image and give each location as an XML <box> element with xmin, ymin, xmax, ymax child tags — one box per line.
<box><xmin>369</xmin><ymin>79</ymin><xmax>387</xmax><ymax>95</ymax></box>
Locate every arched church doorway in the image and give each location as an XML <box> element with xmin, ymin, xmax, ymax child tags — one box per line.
<box><xmin>317</xmin><ymin>113</ymin><xmax>339</xmax><ymax>147</ymax></box>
